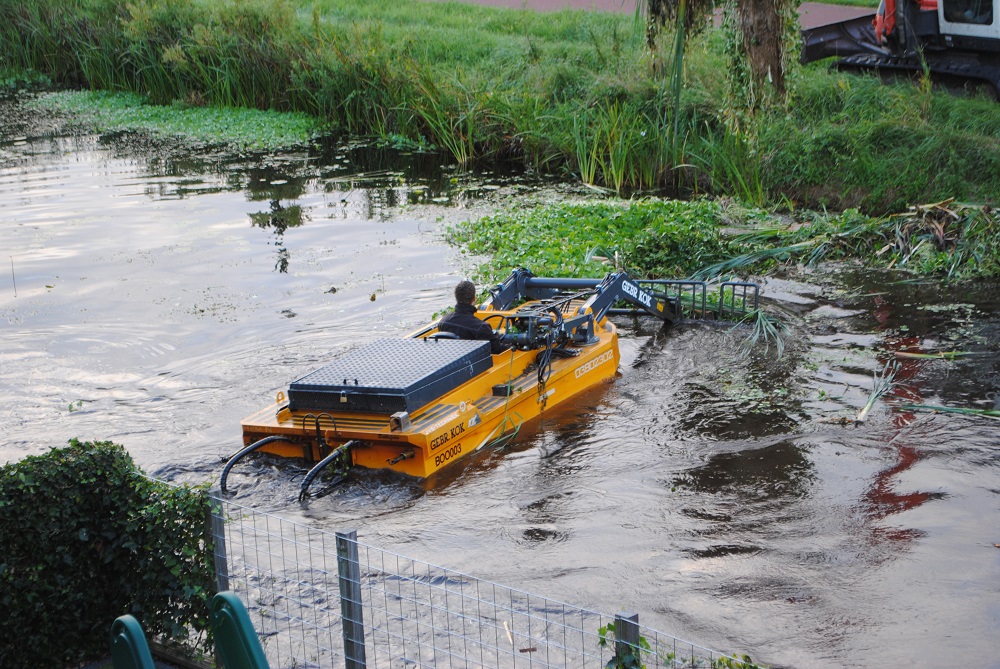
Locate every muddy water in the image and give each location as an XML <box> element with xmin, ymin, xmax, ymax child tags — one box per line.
<box><xmin>2</xmin><ymin>99</ymin><xmax>999</xmax><ymax>669</ymax></box>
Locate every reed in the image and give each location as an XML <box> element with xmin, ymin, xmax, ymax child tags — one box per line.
<box><xmin>572</xmin><ymin>108</ymin><xmax>601</xmax><ymax>186</ymax></box>
<box><xmin>596</xmin><ymin>100</ymin><xmax>635</xmax><ymax>193</ymax></box>
<box><xmin>899</xmin><ymin>404</ymin><xmax>1000</xmax><ymax>421</ymax></box>
<box><xmin>893</xmin><ymin>351</ymin><xmax>977</xmax><ymax>360</ymax></box>
<box><xmin>855</xmin><ymin>361</ymin><xmax>901</xmax><ymax>423</ymax></box>
<box><xmin>409</xmin><ymin>76</ymin><xmax>494</xmax><ymax>165</ymax></box>
<box><xmin>733</xmin><ymin>308</ymin><xmax>789</xmax><ymax>358</ymax></box>
<box><xmin>566</xmin><ymin>98</ymin><xmax>684</xmax><ymax>193</ymax></box>
<box><xmin>692</xmin><ymin>122</ymin><xmax>766</xmax><ymax>206</ymax></box>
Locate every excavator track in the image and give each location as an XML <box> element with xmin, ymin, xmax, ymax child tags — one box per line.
<box><xmin>834</xmin><ymin>52</ymin><xmax>1000</xmax><ymax>97</ymax></box>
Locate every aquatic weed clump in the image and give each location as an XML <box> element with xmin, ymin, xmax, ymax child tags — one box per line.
<box><xmin>450</xmin><ymin>199</ymin><xmax>1000</xmax><ymax>284</ymax></box>
<box><xmin>693</xmin><ymin>200</ymin><xmax>1000</xmax><ymax>281</ymax></box>
<box><xmin>447</xmin><ymin>199</ymin><xmax>762</xmax><ymax>281</ymax></box>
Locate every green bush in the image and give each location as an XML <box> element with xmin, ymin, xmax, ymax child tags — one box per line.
<box><xmin>0</xmin><ymin>439</ymin><xmax>215</xmax><ymax>668</ymax></box>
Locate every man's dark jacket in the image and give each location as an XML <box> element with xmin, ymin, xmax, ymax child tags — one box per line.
<box><xmin>438</xmin><ymin>302</ymin><xmax>506</xmax><ymax>354</ymax></box>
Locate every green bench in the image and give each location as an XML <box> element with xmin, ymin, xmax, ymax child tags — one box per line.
<box><xmin>111</xmin><ymin>591</ymin><xmax>270</xmax><ymax>669</ymax></box>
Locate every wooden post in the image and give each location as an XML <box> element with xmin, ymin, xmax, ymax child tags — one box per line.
<box><xmin>336</xmin><ymin>530</ymin><xmax>367</xmax><ymax>669</ymax></box>
<box><xmin>614</xmin><ymin>612</ymin><xmax>640</xmax><ymax>667</ymax></box>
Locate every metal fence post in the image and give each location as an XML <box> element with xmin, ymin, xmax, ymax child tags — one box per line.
<box><xmin>615</xmin><ymin>612</ymin><xmax>640</xmax><ymax>667</ymax></box>
<box><xmin>336</xmin><ymin>530</ymin><xmax>367</xmax><ymax>669</ymax></box>
<box><xmin>208</xmin><ymin>493</ymin><xmax>229</xmax><ymax>593</ymax></box>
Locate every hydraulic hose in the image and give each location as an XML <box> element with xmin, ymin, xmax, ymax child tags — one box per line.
<box><xmin>299</xmin><ymin>440</ymin><xmax>356</xmax><ymax>502</ymax></box>
<box><xmin>302</xmin><ymin>413</ymin><xmax>339</xmax><ymax>457</ymax></box>
<box><xmin>220</xmin><ymin>435</ymin><xmax>290</xmax><ymax>494</ymax></box>
<box><xmin>536</xmin><ymin>332</ymin><xmax>554</xmax><ymax>386</ymax></box>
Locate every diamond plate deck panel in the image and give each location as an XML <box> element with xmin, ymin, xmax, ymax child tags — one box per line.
<box><xmin>288</xmin><ymin>338</ymin><xmax>492</xmax><ymax>414</ymax></box>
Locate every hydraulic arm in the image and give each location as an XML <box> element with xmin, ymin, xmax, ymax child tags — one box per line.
<box><xmin>482</xmin><ymin>268</ymin><xmax>679</xmax><ymax>351</ymax></box>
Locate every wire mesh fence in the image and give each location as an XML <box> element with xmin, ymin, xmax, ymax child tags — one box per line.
<box><xmin>211</xmin><ymin>495</ymin><xmax>759</xmax><ymax>669</ymax></box>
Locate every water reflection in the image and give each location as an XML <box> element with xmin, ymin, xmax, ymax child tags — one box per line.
<box><xmin>674</xmin><ymin>439</ymin><xmax>814</xmax><ymax>502</ymax></box>
<box><xmin>858</xmin><ymin>312</ymin><xmax>937</xmax><ymax>550</ymax></box>
<box><xmin>249</xmin><ymin>200</ymin><xmax>306</xmax><ymax>273</ymax></box>
<box><xmin>10</xmin><ymin>100</ymin><xmax>537</xmax><ymax>224</ymax></box>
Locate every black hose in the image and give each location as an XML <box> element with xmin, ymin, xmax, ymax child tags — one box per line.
<box><xmin>220</xmin><ymin>435</ymin><xmax>290</xmax><ymax>494</ymax></box>
<box><xmin>536</xmin><ymin>332</ymin><xmax>554</xmax><ymax>386</ymax></box>
<box><xmin>301</xmin><ymin>413</ymin><xmax>339</xmax><ymax>459</ymax></box>
<box><xmin>299</xmin><ymin>440</ymin><xmax>356</xmax><ymax>502</ymax></box>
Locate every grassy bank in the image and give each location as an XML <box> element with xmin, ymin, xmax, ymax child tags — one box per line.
<box><xmin>23</xmin><ymin>89</ymin><xmax>322</xmax><ymax>149</ymax></box>
<box><xmin>2</xmin><ymin>0</ymin><xmax>999</xmax><ymax>211</ymax></box>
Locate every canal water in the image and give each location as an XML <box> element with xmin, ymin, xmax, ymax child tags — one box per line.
<box><xmin>2</xmin><ymin>97</ymin><xmax>998</xmax><ymax>669</ymax></box>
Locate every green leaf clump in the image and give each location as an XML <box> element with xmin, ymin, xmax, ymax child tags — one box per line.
<box><xmin>447</xmin><ymin>199</ymin><xmax>757</xmax><ymax>282</ymax></box>
<box><xmin>0</xmin><ymin>439</ymin><xmax>215</xmax><ymax>668</ymax></box>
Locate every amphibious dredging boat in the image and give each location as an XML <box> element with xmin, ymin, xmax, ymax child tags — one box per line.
<box><xmin>226</xmin><ymin>268</ymin><xmax>757</xmax><ymax>498</ymax></box>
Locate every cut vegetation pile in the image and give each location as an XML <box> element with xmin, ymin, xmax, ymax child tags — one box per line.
<box><xmin>1</xmin><ymin>0</ymin><xmax>999</xmax><ymax>211</ymax></box>
<box><xmin>447</xmin><ymin>199</ymin><xmax>1000</xmax><ymax>282</ymax></box>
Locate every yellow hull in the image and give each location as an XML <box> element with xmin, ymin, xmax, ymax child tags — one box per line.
<box><xmin>240</xmin><ymin>316</ymin><xmax>619</xmax><ymax>479</ymax></box>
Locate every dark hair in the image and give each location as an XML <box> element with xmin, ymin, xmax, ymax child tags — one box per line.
<box><xmin>455</xmin><ymin>280</ymin><xmax>476</xmax><ymax>305</ymax></box>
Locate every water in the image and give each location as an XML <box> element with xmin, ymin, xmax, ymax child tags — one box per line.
<box><xmin>2</xmin><ymin>98</ymin><xmax>999</xmax><ymax>669</ymax></box>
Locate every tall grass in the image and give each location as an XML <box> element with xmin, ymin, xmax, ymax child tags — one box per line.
<box><xmin>1</xmin><ymin>0</ymin><xmax>999</xmax><ymax>207</ymax></box>
<box><xmin>692</xmin><ymin>121</ymin><xmax>766</xmax><ymax>206</ymax></box>
<box><xmin>566</xmin><ymin>97</ymin><xmax>677</xmax><ymax>193</ymax></box>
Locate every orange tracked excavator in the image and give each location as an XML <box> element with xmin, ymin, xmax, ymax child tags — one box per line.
<box><xmin>801</xmin><ymin>0</ymin><xmax>1000</xmax><ymax>95</ymax></box>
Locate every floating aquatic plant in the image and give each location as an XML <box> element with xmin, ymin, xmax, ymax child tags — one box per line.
<box><xmin>734</xmin><ymin>308</ymin><xmax>789</xmax><ymax>358</ymax></box>
<box><xmin>898</xmin><ymin>404</ymin><xmax>1000</xmax><ymax>421</ymax></box>
<box><xmin>855</xmin><ymin>360</ymin><xmax>901</xmax><ymax>423</ymax></box>
<box><xmin>26</xmin><ymin>90</ymin><xmax>322</xmax><ymax>150</ymax></box>
<box><xmin>893</xmin><ymin>350</ymin><xmax>978</xmax><ymax>360</ymax></box>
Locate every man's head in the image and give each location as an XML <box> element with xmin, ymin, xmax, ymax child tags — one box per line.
<box><xmin>455</xmin><ymin>280</ymin><xmax>476</xmax><ymax>305</ymax></box>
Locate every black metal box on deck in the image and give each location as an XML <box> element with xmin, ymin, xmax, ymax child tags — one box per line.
<box><xmin>287</xmin><ymin>338</ymin><xmax>493</xmax><ymax>414</ymax></box>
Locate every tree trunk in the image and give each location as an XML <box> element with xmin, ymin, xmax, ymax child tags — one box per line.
<box><xmin>734</xmin><ymin>0</ymin><xmax>787</xmax><ymax>98</ymax></box>
<box><xmin>646</xmin><ymin>0</ymin><xmax>671</xmax><ymax>48</ymax></box>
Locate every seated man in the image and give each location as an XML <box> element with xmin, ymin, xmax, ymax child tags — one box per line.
<box><xmin>437</xmin><ymin>280</ymin><xmax>507</xmax><ymax>354</ymax></box>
